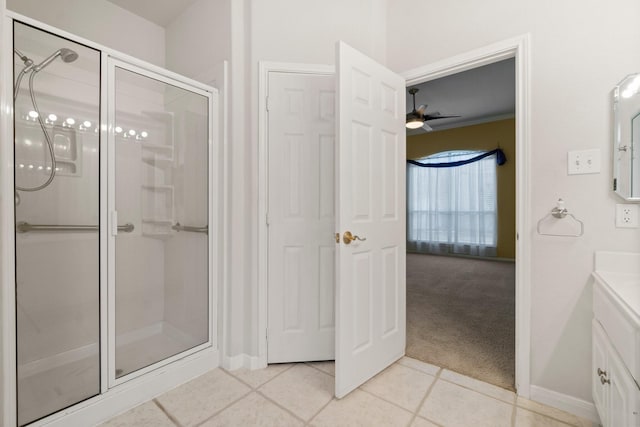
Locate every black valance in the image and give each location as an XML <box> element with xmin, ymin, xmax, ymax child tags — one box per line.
<box><xmin>407</xmin><ymin>148</ymin><xmax>506</xmax><ymax>168</ymax></box>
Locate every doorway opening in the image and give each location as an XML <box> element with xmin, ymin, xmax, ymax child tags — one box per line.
<box><xmin>402</xmin><ymin>39</ymin><xmax>530</xmax><ymax>394</ymax></box>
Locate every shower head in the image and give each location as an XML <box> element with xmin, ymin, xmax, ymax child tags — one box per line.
<box><xmin>59</xmin><ymin>48</ymin><xmax>79</xmax><ymax>63</ymax></box>
<box><xmin>33</xmin><ymin>48</ymin><xmax>78</xmax><ymax>72</ymax></box>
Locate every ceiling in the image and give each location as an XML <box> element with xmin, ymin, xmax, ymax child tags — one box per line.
<box><xmin>101</xmin><ymin>2</ymin><xmax>514</xmax><ymax>133</ymax></box>
<box><xmin>106</xmin><ymin>0</ymin><xmax>200</xmax><ymax>27</ymax></box>
<box><xmin>406</xmin><ymin>58</ymin><xmax>515</xmax><ymax>136</ymax></box>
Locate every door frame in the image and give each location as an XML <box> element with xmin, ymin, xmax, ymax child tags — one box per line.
<box><xmin>401</xmin><ymin>34</ymin><xmax>532</xmax><ymax>396</ymax></box>
<box><xmin>257</xmin><ymin>62</ymin><xmax>335</xmax><ymax>368</ymax></box>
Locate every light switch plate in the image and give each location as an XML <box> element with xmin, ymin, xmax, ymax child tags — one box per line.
<box><xmin>616</xmin><ymin>204</ymin><xmax>639</xmax><ymax>228</ymax></box>
<box><xmin>568</xmin><ymin>149</ymin><xmax>601</xmax><ymax>175</ymax></box>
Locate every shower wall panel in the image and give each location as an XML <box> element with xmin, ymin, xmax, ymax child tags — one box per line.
<box><xmin>14</xmin><ymin>21</ymin><xmax>102</xmax><ymax>426</ymax></box>
<box><xmin>115</xmin><ymin>77</ymin><xmax>168</xmax><ymax>339</ymax></box>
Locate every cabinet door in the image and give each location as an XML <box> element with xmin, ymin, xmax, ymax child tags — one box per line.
<box><xmin>593</xmin><ymin>320</ymin><xmax>609</xmax><ymax>425</ymax></box>
<box><xmin>609</xmin><ymin>346</ymin><xmax>640</xmax><ymax>427</ymax></box>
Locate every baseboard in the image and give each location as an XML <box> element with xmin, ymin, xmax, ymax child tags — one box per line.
<box><xmin>223</xmin><ymin>354</ymin><xmax>245</xmax><ymax>370</ymax></box>
<box><xmin>529</xmin><ymin>385</ymin><xmax>601</xmax><ymax>423</ymax></box>
<box><xmin>223</xmin><ymin>353</ymin><xmax>264</xmax><ymax>371</ymax></box>
<box><xmin>244</xmin><ymin>354</ymin><xmax>263</xmax><ymax>370</ymax></box>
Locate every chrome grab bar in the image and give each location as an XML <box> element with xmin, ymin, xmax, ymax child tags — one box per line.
<box><xmin>171</xmin><ymin>222</ymin><xmax>208</xmax><ymax>234</ymax></box>
<box><xmin>16</xmin><ymin>221</ymin><xmax>134</xmax><ymax>233</ymax></box>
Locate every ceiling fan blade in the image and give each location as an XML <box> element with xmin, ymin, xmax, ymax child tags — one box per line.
<box><xmin>422</xmin><ymin>123</ymin><xmax>433</xmax><ymax>132</ymax></box>
<box><xmin>416</xmin><ymin>104</ymin><xmax>427</xmax><ymax>115</ymax></box>
<box><xmin>424</xmin><ymin>114</ymin><xmax>461</xmax><ymax>121</ymax></box>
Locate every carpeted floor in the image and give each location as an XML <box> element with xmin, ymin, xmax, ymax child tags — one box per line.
<box><xmin>406</xmin><ymin>253</ymin><xmax>516</xmax><ymax>391</ymax></box>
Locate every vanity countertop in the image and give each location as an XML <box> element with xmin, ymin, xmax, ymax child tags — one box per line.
<box><xmin>593</xmin><ymin>251</ymin><xmax>640</xmax><ymax>328</ymax></box>
<box><xmin>592</xmin><ymin>271</ymin><xmax>640</xmax><ymax>327</ymax></box>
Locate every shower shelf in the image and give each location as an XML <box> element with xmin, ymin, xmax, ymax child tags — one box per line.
<box><xmin>142</xmin><ymin>218</ymin><xmax>173</xmax><ymax>224</ymax></box>
<box><xmin>140</xmin><ymin>142</ymin><xmax>173</xmax><ymax>152</ymax></box>
<box><xmin>142</xmin><ymin>157</ymin><xmax>173</xmax><ymax>167</ymax></box>
<box><xmin>141</xmin><ymin>184</ymin><xmax>173</xmax><ymax>191</ymax></box>
<box><xmin>139</xmin><ymin>111</ymin><xmax>175</xmax><ymax>239</ymax></box>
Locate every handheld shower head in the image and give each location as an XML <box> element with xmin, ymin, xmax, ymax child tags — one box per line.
<box><xmin>33</xmin><ymin>48</ymin><xmax>78</xmax><ymax>72</ymax></box>
<box><xmin>59</xmin><ymin>48</ymin><xmax>79</xmax><ymax>63</ymax></box>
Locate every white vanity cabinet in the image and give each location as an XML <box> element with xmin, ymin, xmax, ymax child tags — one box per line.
<box><xmin>592</xmin><ymin>251</ymin><xmax>640</xmax><ymax>427</ymax></box>
<box><xmin>592</xmin><ymin>320</ymin><xmax>639</xmax><ymax>426</ymax></box>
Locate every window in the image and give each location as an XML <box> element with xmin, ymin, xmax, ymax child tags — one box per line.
<box><xmin>407</xmin><ymin>150</ymin><xmax>497</xmax><ymax>257</ymax></box>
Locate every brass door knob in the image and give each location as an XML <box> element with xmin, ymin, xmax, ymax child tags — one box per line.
<box><xmin>343</xmin><ymin>231</ymin><xmax>366</xmax><ymax>244</ymax></box>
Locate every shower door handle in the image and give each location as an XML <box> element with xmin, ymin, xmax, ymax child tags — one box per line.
<box><xmin>111</xmin><ymin>211</ymin><xmax>119</xmax><ymax>236</ymax></box>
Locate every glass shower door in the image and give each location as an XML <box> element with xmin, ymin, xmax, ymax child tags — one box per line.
<box><xmin>111</xmin><ymin>61</ymin><xmax>211</xmax><ymax>380</ymax></box>
<box><xmin>13</xmin><ymin>22</ymin><xmax>101</xmax><ymax>426</ymax></box>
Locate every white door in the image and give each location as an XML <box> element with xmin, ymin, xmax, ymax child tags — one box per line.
<box><xmin>267</xmin><ymin>71</ymin><xmax>336</xmax><ymax>363</ymax></box>
<box><xmin>335</xmin><ymin>42</ymin><xmax>407</xmax><ymax>398</ymax></box>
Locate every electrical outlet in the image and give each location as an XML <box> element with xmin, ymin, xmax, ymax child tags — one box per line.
<box><xmin>616</xmin><ymin>204</ymin><xmax>639</xmax><ymax>228</ymax></box>
<box><xmin>568</xmin><ymin>149</ymin><xmax>601</xmax><ymax>175</ymax></box>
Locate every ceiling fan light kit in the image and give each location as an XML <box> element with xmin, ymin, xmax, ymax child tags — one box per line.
<box><xmin>405</xmin><ymin>87</ymin><xmax>460</xmax><ymax>131</ymax></box>
<box><xmin>406</xmin><ymin>117</ymin><xmax>424</xmax><ymax>129</ymax></box>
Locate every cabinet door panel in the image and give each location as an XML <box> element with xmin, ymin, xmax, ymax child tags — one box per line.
<box><xmin>592</xmin><ymin>321</ymin><xmax>609</xmax><ymax>424</ymax></box>
<box><xmin>609</xmin><ymin>347</ymin><xmax>640</xmax><ymax>427</ymax></box>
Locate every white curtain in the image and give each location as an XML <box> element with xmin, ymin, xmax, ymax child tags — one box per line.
<box><xmin>407</xmin><ymin>151</ymin><xmax>498</xmax><ymax>257</ymax></box>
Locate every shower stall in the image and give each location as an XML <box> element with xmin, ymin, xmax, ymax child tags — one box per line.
<box><xmin>3</xmin><ymin>14</ymin><xmax>220</xmax><ymax>427</ymax></box>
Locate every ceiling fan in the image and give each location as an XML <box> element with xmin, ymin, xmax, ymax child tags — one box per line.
<box><xmin>406</xmin><ymin>87</ymin><xmax>461</xmax><ymax>131</ymax></box>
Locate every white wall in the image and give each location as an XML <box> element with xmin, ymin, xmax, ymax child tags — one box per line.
<box><xmin>6</xmin><ymin>0</ymin><xmax>165</xmax><ymax>66</ymax></box>
<box><xmin>250</xmin><ymin>0</ymin><xmax>386</xmax><ymax>66</ymax></box>
<box><xmin>165</xmin><ymin>0</ymin><xmax>230</xmax><ymax>81</ymax></box>
<box><xmin>387</xmin><ymin>0</ymin><xmax>640</xmax><ymax>404</ymax></box>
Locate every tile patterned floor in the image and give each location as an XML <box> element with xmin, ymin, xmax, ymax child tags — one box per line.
<box><xmin>100</xmin><ymin>357</ymin><xmax>596</xmax><ymax>427</ymax></box>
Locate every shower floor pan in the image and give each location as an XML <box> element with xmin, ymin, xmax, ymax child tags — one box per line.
<box><xmin>17</xmin><ymin>321</ymin><xmax>204</xmax><ymax>425</ymax></box>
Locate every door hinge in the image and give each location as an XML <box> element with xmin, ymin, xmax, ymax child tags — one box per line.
<box><xmin>265</xmin><ymin>329</ymin><xmax>268</xmax><ymax>342</ymax></box>
<box><xmin>613</xmin><ymin>178</ymin><xmax>617</xmax><ymax>191</ymax></box>
<box><xmin>265</xmin><ymin>96</ymin><xmax>270</xmax><ymax>111</ymax></box>
<box><xmin>266</xmin><ymin>213</ymin><xmax>270</xmax><ymax>226</ymax></box>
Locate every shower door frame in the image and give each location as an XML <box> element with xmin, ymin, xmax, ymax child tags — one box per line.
<box><xmin>1</xmin><ymin>11</ymin><xmax>222</xmax><ymax>427</ymax></box>
<box><xmin>106</xmin><ymin>57</ymin><xmax>216</xmax><ymax>388</ymax></box>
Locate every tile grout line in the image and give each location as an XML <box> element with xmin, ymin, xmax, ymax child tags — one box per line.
<box><xmin>193</xmin><ymin>389</ymin><xmax>253</xmax><ymax>427</ymax></box>
<box><xmin>513</xmin><ymin>399</ymin><xmax>586</xmax><ymax>426</ymax></box>
<box><xmin>437</xmin><ymin>377</ymin><xmax>516</xmax><ymax>405</ymax></box>
<box><xmin>357</xmin><ymin>387</ymin><xmax>425</xmax><ymax>417</ymax></box>
<box><xmin>254</xmin><ymin>389</ymin><xmax>309</xmax><ymax>425</ymax></box>
<box><xmin>302</xmin><ymin>392</ymin><xmax>337</xmax><ymax>427</ymax></box>
<box><xmin>226</xmin><ymin>364</ymin><xmax>325</xmax><ymax>425</ymax></box>
<box><xmin>187</xmin><ymin>368</ymin><xmax>256</xmax><ymax>426</ymax></box>
<box><xmin>304</xmin><ymin>361</ymin><xmax>335</xmax><ymax>378</ymax></box>
<box><xmin>224</xmin><ymin>363</ymin><xmax>296</xmax><ymax>391</ymax></box>
<box><xmin>153</xmin><ymin>398</ymin><xmax>185</xmax><ymax>427</ymax></box>
<box><xmin>405</xmin><ymin>367</ymin><xmax>443</xmax><ymax>427</ymax></box>
<box><xmin>396</xmin><ymin>359</ymin><xmax>441</xmax><ymax>377</ymax></box>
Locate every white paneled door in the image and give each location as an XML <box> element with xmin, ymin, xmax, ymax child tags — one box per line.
<box><xmin>267</xmin><ymin>71</ymin><xmax>336</xmax><ymax>363</ymax></box>
<box><xmin>265</xmin><ymin>42</ymin><xmax>405</xmax><ymax>398</ymax></box>
<box><xmin>334</xmin><ymin>42</ymin><xmax>406</xmax><ymax>398</ymax></box>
